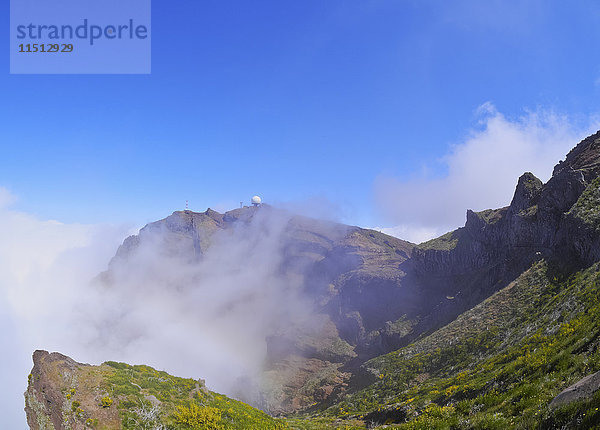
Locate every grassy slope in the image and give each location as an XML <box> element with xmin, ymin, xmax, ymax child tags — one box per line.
<box><xmin>96</xmin><ymin>362</ymin><xmax>287</xmax><ymax>429</ymax></box>
<box><xmin>569</xmin><ymin>177</ymin><xmax>600</xmax><ymax>232</ymax></box>
<box><xmin>163</xmin><ymin>179</ymin><xmax>600</xmax><ymax>429</ymax></box>
<box><xmin>418</xmin><ymin>230</ymin><xmax>464</xmax><ymax>251</ymax></box>
<box><xmin>288</xmin><ymin>260</ymin><xmax>600</xmax><ymax>429</ymax></box>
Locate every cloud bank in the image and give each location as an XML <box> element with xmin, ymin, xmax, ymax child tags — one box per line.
<box><xmin>375</xmin><ymin>104</ymin><xmax>600</xmax><ymax>242</ymax></box>
<box><xmin>0</xmin><ymin>187</ymin><xmax>129</xmax><ymax>429</ymax></box>
<box><xmin>0</xmin><ymin>195</ymin><xmax>323</xmax><ymax>427</ymax></box>
<box><xmin>79</xmin><ymin>207</ymin><xmax>317</xmax><ymax>398</ymax></box>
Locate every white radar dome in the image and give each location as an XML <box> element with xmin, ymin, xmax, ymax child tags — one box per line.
<box><xmin>251</xmin><ymin>195</ymin><xmax>262</xmax><ymax>204</ymax></box>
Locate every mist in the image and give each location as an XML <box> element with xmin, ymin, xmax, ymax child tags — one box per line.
<box><xmin>0</xmin><ymin>195</ymin><xmax>328</xmax><ymax>428</ymax></box>
<box><xmin>79</xmin><ymin>207</ymin><xmax>320</xmax><ymax>395</ymax></box>
<box><xmin>0</xmin><ymin>189</ymin><xmax>130</xmax><ymax>429</ymax></box>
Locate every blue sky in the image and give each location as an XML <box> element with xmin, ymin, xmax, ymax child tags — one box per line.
<box><xmin>2</xmin><ymin>0</ymin><xmax>600</xmax><ymax>231</ymax></box>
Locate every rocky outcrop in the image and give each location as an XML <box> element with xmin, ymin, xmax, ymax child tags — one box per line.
<box><xmin>509</xmin><ymin>172</ymin><xmax>543</xmax><ymax>214</ymax></box>
<box><xmin>24</xmin><ymin>351</ymin><xmax>283</xmax><ymax>430</ymax></box>
<box><xmin>550</xmin><ymin>371</ymin><xmax>600</xmax><ymax>408</ymax></box>
<box><xmin>24</xmin><ymin>350</ymin><xmax>121</xmax><ymax>430</ymax></box>
<box><xmin>25</xmin><ymin>131</ymin><xmax>600</xmax><ymax>428</ymax></box>
<box><xmin>99</xmin><ymin>206</ymin><xmax>417</xmax><ymax>413</ymax></box>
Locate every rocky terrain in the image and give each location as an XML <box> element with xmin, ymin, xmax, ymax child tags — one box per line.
<box><xmin>25</xmin><ymin>131</ymin><xmax>600</xmax><ymax>429</ymax></box>
<box><xmin>25</xmin><ymin>350</ymin><xmax>286</xmax><ymax>430</ymax></box>
<box><xmin>98</xmin><ymin>132</ymin><xmax>600</xmax><ymax>415</ymax></box>
<box><xmin>25</xmin><ymin>350</ymin><xmax>121</xmax><ymax>430</ymax></box>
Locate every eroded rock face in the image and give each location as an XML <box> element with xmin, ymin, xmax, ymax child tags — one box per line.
<box><xmin>411</xmin><ymin>131</ymin><xmax>600</xmax><ymax>336</ymax></box>
<box><xmin>24</xmin><ymin>350</ymin><xmax>121</xmax><ymax>430</ymax></box>
<box><xmin>24</xmin><ymin>351</ymin><xmax>282</xmax><ymax>430</ymax></box>
<box><xmin>509</xmin><ymin>172</ymin><xmax>543</xmax><ymax>214</ymax></box>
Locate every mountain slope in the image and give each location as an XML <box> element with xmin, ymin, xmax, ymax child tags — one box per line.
<box><xmin>25</xmin><ymin>350</ymin><xmax>287</xmax><ymax>430</ymax></box>
<box><xmin>408</xmin><ymin>131</ymin><xmax>600</xmax><ymax>342</ymax></box>
<box><xmin>92</xmin><ymin>131</ymin><xmax>600</xmax><ymax>417</ymax></box>
<box><xmin>97</xmin><ymin>205</ymin><xmax>423</xmax><ymax>412</ymax></box>
<box><xmin>290</xmin><ymin>131</ymin><xmax>600</xmax><ymax>428</ymax></box>
<box><xmin>308</xmin><ymin>259</ymin><xmax>600</xmax><ymax>429</ymax></box>
<box><xmin>28</xmin><ymin>131</ymin><xmax>600</xmax><ymax>429</ymax></box>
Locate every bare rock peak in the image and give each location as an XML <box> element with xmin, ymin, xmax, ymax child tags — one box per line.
<box><xmin>553</xmin><ymin>130</ymin><xmax>600</xmax><ymax>178</ymax></box>
<box><xmin>509</xmin><ymin>171</ymin><xmax>543</xmax><ymax>214</ymax></box>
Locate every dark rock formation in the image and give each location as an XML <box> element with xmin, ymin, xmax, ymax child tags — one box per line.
<box><xmin>99</xmin><ymin>206</ymin><xmax>417</xmax><ymax>413</ymax></box>
<box><xmin>509</xmin><ymin>172</ymin><xmax>543</xmax><ymax>214</ymax></box>
<box><xmin>411</xmin><ymin>131</ymin><xmax>600</xmax><ymax>337</ymax></box>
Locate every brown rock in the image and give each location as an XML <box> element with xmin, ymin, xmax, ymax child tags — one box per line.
<box><xmin>24</xmin><ymin>350</ymin><xmax>121</xmax><ymax>430</ymax></box>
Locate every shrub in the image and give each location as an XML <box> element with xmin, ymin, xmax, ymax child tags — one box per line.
<box><xmin>172</xmin><ymin>404</ymin><xmax>223</xmax><ymax>429</ymax></box>
<box><xmin>85</xmin><ymin>418</ymin><xmax>98</xmax><ymax>427</ymax></box>
<box><xmin>100</xmin><ymin>396</ymin><xmax>113</xmax><ymax>408</ymax></box>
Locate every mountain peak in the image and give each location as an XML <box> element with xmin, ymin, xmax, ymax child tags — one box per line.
<box><xmin>552</xmin><ymin>130</ymin><xmax>600</xmax><ymax>179</ymax></box>
<box><xmin>509</xmin><ymin>171</ymin><xmax>543</xmax><ymax>214</ymax></box>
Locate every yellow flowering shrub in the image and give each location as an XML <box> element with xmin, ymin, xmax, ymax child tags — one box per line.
<box><xmin>172</xmin><ymin>404</ymin><xmax>223</xmax><ymax>429</ymax></box>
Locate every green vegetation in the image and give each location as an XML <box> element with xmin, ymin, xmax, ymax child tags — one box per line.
<box><xmin>570</xmin><ymin>176</ymin><xmax>600</xmax><ymax>231</ymax></box>
<box><xmin>85</xmin><ymin>417</ymin><xmax>99</xmax><ymax>427</ymax></box>
<box><xmin>100</xmin><ymin>396</ymin><xmax>113</xmax><ymax>408</ymax></box>
<box><xmin>285</xmin><ymin>417</ymin><xmax>366</xmax><ymax>429</ymax></box>
<box><xmin>71</xmin><ymin>400</ymin><xmax>81</xmax><ymax>412</ymax></box>
<box><xmin>384</xmin><ymin>315</ymin><xmax>417</xmax><ymax>338</ymax></box>
<box><xmin>53</xmin><ymin>258</ymin><xmax>600</xmax><ymax>429</ymax></box>
<box><xmin>321</xmin><ymin>337</ymin><xmax>357</xmax><ymax>361</ymax></box>
<box><xmin>418</xmin><ymin>229</ymin><xmax>463</xmax><ymax>251</ymax></box>
<box><xmin>542</xmin><ymin>389</ymin><xmax>600</xmax><ymax>429</ymax></box>
<box><xmin>172</xmin><ymin>404</ymin><xmax>223</xmax><ymax>429</ymax></box>
<box><xmin>66</xmin><ymin>388</ymin><xmax>76</xmax><ymax>400</ymax></box>
<box><xmin>477</xmin><ymin>208</ymin><xmax>505</xmax><ymax>224</ymax></box>
<box><xmin>294</xmin><ymin>260</ymin><xmax>600</xmax><ymax>428</ymax></box>
<box><xmin>100</xmin><ymin>361</ymin><xmax>288</xmax><ymax>429</ymax></box>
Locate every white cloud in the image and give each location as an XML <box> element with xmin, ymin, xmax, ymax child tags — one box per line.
<box><xmin>375</xmin><ymin>104</ymin><xmax>600</xmax><ymax>243</ymax></box>
<box><xmin>76</xmin><ymin>207</ymin><xmax>321</xmax><ymax>398</ymax></box>
<box><xmin>371</xmin><ymin>224</ymin><xmax>443</xmax><ymax>245</ymax></box>
<box><xmin>0</xmin><ymin>202</ymin><xmax>129</xmax><ymax>429</ymax></box>
<box><xmin>0</xmin><ymin>194</ymin><xmax>335</xmax><ymax>426</ymax></box>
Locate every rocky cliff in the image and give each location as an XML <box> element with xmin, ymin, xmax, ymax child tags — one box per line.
<box><xmin>25</xmin><ymin>350</ymin><xmax>123</xmax><ymax>430</ymax></box>
<box><xmin>24</xmin><ymin>350</ymin><xmax>286</xmax><ymax>430</ymax></box>
<box><xmin>411</xmin><ymin>130</ymin><xmax>600</xmax><ymax>336</ymax></box>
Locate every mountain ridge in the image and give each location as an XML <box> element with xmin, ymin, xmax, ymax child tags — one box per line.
<box><xmin>96</xmin><ymin>130</ymin><xmax>600</xmax><ymax>415</ymax></box>
<box><xmin>25</xmin><ymin>130</ymin><xmax>600</xmax><ymax>429</ymax></box>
